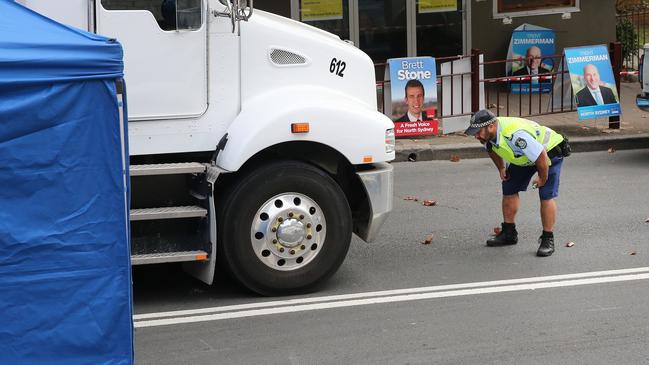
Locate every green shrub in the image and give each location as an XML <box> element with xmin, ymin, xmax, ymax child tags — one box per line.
<box><xmin>616</xmin><ymin>17</ymin><xmax>638</xmax><ymax>62</ymax></box>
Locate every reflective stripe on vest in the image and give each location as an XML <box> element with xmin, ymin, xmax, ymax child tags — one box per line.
<box><xmin>491</xmin><ymin>117</ymin><xmax>564</xmax><ymax>166</ymax></box>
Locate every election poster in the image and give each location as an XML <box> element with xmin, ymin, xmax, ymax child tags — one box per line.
<box><xmin>419</xmin><ymin>0</ymin><xmax>457</xmax><ymax>13</ymax></box>
<box><xmin>300</xmin><ymin>0</ymin><xmax>343</xmax><ymax>22</ymax></box>
<box><xmin>506</xmin><ymin>24</ymin><xmax>555</xmax><ymax>94</ymax></box>
<box><xmin>564</xmin><ymin>45</ymin><xmax>620</xmax><ymax>120</ymax></box>
<box><xmin>384</xmin><ymin>57</ymin><xmax>438</xmax><ymax>137</ymax></box>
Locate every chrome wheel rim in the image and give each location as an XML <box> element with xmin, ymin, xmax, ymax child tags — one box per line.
<box><xmin>250</xmin><ymin>192</ymin><xmax>326</xmax><ymax>271</ymax></box>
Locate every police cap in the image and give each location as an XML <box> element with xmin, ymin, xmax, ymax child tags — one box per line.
<box><xmin>465</xmin><ymin>109</ymin><xmax>497</xmax><ymax>136</ymax></box>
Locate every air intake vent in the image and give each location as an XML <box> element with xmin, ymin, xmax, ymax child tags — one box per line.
<box><xmin>269</xmin><ymin>49</ymin><xmax>307</xmax><ymax>66</ymax></box>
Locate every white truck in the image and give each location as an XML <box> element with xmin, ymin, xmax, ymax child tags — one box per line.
<box><xmin>637</xmin><ymin>44</ymin><xmax>649</xmax><ymax>110</ymax></box>
<box><xmin>22</xmin><ymin>0</ymin><xmax>395</xmax><ymax>295</ymax></box>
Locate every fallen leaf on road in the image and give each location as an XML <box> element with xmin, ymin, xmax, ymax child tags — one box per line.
<box><xmin>403</xmin><ymin>196</ymin><xmax>418</xmax><ymax>201</ymax></box>
<box><xmin>607</xmin><ymin>147</ymin><xmax>616</xmax><ymax>153</ymax></box>
<box><xmin>566</xmin><ymin>241</ymin><xmax>575</xmax><ymax>247</ymax></box>
<box><xmin>450</xmin><ymin>155</ymin><xmax>461</xmax><ymax>162</ymax></box>
<box><xmin>493</xmin><ymin>226</ymin><xmax>502</xmax><ymax>235</ymax></box>
<box><xmin>630</xmin><ymin>251</ymin><xmax>637</xmax><ymax>256</ymax></box>
<box><xmin>422</xmin><ymin>200</ymin><xmax>437</xmax><ymax>206</ymax></box>
<box><xmin>422</xmin><ymin>234</ymin><xmax>434</xmax><ymax>245</ymax></box>
<box><xmin>644</xmin><ymin>216</ymin><xmax>649</xmax><ymax>222</ymax></box>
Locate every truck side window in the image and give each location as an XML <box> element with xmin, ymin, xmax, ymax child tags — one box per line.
<box><xmin>176</xmin><ymin>0</ymin><xmax>202</xmax><ymax>30</ymax></box>
<box><xmin>101</xmin><ymin>0</ymin><xmax>202</xmax><ymax>31</ymax></box>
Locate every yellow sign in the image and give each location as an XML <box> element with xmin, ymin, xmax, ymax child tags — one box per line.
<box><xmin>419</xmin><ymin>0</ymin><xmax>457</xmax><ymax>13</ymax></box>
<box><xmin>301</xmin><ymin>0</ymin><xmax>343</xmax><ymax>22</ymax></box>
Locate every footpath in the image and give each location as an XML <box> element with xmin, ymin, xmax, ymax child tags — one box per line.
<box><xmin>395</xmin><ymin>82</ymin><xmax>649</xmax><ymax>162</ymax></box>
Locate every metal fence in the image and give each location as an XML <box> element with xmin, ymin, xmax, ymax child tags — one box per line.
<box><xmin>375</xmin><ymin>54</ymin><xmax>473</xmax><ymax>119</ymax></box>
<box><xmin>616</xmin><ymin>8</ymin><xmax>649</xmax><ymax>70</ymax></box>
<box><xmin>481</xmin><ymin>53</ymin><xmax>576</xmax><ymax>118</ymax></box>
<box><xmin>375</xmin><ymin>43</ymin><xmax>622</xmax><ymax>130</ymax></box>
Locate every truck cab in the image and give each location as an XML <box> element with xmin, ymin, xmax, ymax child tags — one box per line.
<box><xmin>21</xmin><ymin>0</ymin><xmax>395</xmax><ymax>295</ymax></box>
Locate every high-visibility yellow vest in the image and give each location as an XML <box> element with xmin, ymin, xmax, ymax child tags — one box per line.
<box><xmin>490</xmin><ymin>117</ymin><xmax>564</xmax><ymax>166</ymax></box>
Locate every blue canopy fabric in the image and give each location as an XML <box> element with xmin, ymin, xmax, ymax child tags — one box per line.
<box><xmin>0</xmin><ymin>0</ymin><xmax>123</xmax><ymax>86</ymax></box>
<box><xmin>0</xmin><ymin>1</ymin><xmax>133</xmax><ymax>364</ymax></box>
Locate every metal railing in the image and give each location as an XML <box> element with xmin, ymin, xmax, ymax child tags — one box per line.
<box><xmin>375</xmin><ymin>54</ymin><xmax>474</xmax><ymax>120</ymax></box>
<box><xmin>375</xmin><ymin>43</ymin><xmax>622</xmax><ymax>130</ymax></box>
<box><xmin>481</xmin><ymin>53</ymin><xmax>576</xmax><ymax>118</ymax></box>
<box><xmin>616</xmin><ymin>8</ymin><xmax>649</xmax><ymax>70</ymax></box>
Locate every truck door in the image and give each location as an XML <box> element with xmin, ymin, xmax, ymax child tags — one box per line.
<box><xmin>97</xmin><ymin>0</ymin><xmax>208</xmax><ymax>120</ymax></box>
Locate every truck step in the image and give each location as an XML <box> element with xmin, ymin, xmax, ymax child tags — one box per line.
<box><xmin>130</xmin><ymin>205</ymin><xmax>207</xmax><ymax>221</ymax></box>
<box><xmin>131</xmin><ymin>250</ymin><xmax>208</xmax><ymax>265</ymax></box>
<box><xmin>130</xmin><ymin>162</ymin><xmax>206</xmax><ymax>176</ymax></box>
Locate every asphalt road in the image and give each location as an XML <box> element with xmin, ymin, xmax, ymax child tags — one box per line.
<box><xmin>133</xmin><ymin>149</ymin><xmax>649</xmax><ymax>364</ymax></box>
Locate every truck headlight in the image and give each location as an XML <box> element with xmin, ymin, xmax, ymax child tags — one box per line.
<box><xmin>385</xmin><ymin>128</ymin><xmax>395</xmax><ymax>154</ymax></box>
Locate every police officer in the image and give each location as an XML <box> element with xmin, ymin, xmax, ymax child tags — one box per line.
<box><xmin>464</xmin><ymin>110</ymin><xmax>569</xmax><ymax>257</ymax></box>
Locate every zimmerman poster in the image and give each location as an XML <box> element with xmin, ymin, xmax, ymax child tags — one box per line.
<box><xmin>506</xmin><ymin>24</ymin><xmax>555</xmax><ymax>94</ymax></box>
<box><xmin>564</xmin><ymin>45</ymin><xmax>620</xmax><ymax>120</ymax></box>
<box><xmin>385</xmin><ymin>57</ymin><xmax>438</xmax><ymax>137</ymax></box>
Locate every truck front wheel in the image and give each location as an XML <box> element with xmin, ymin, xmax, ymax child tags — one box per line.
<box><xmin>217</xmin><ymin>161</ymin><xmax>352</xmax><ymax>295</ymax></box>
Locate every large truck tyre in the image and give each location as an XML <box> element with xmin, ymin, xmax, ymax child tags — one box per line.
<box><xmin>217</xmin><ymin>160</ymin><xmax>352</xmax><ymax>296</ymax></box>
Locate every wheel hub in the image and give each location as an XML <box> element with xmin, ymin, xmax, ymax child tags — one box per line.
<box><xmin>276</xmin><ymin>219</ymin><xmax>305</xmax><ymax>247</ymax></box>
<box><xmin>251</xmin><ymin>192</ymin><xmax>326</xmax><ymax>271</ymax></box>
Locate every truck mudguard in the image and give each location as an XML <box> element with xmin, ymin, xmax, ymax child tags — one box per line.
<box><xmin>217</xmin><ymin>85</ymin><xmax>395</xmax><ymax>171</ymax></box>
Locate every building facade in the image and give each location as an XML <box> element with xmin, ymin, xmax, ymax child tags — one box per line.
<box><xmin>258</xmin><ymin>0</ymin><xmax>616</xmax><ymax>77</ymax></box>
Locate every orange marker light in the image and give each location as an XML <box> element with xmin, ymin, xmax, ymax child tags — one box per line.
<box><xmin>363</xmin><ymin>156</ymin><xmax>373</xmax><ymax>163</ymax></box>
<box><xmin>291</xmin><ymin>123</ymin><xmax>310</xmax><ymax>133</ymax></box>
<box><xmin>196</xmin><ymin>254</ymin><xmax>207</xmax><ymax>261</ymax></box>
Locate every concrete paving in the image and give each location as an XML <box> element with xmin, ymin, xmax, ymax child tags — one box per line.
<box><xmin>395</xmin><ymin>82</ymin><xmax>649</xmax><ymax>161</ymax></box>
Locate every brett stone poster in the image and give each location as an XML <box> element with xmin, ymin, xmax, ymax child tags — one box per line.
<box><xmin>385</xmin><ymin>57</ymin><xmax>438</xmax><ymax>137</ymax></box>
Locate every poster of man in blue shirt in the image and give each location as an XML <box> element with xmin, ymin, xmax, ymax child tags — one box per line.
<box><xmin>565</xmin><ymin>45</ymin><xmax>620</xmax><ymax>120</ymax></box>
<box><xmin>506</xmin><ymin>24</ymin><xmax>555</xmax><ymax>94</ymax></box>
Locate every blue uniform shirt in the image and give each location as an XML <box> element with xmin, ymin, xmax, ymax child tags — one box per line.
<box><xmin>485</xmin><ymin>123</ymin><xmax>544</xmax><ymax>163</ymax></box>
<box><xmin>485</xmin><ymin>123</ymin><xmax>563</xmax><ymax>200</ymax></box>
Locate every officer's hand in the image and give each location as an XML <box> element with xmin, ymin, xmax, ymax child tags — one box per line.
<box><xmin>532</xmin><ymin>177</ymin><xmax>544</xmax><ymax>189</ymax></box>
<box><xmin>499</xmin><ymin>168</ymin><xmax>509</xmax><ymax>181</ymax></box>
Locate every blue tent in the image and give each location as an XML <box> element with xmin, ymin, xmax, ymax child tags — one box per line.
<box><xmin>0</xmin><ymin>1</ymin><xmax>133</xmax><ymax>364</ymax></box>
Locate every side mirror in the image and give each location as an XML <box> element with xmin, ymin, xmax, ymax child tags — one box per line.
<box><xmin>212</xmin><ymin>0</ymin><xmax>253</xmax><ymax>33</ymax></box>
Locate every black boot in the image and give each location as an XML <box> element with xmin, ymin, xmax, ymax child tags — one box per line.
<box><xmin>486</xmin><ymin>223</ymin><xmax>518</xmax><ymax>247</ymax></box>
<box><xmin>536</xmin><ymin>232</ymin><xmax>555</xmax><ymax>257</ymax></box>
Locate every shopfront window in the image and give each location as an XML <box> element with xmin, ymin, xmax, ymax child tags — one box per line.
<box><xmin>358</xmin><ymin>0</ymin><xmax>407</xmax><ymax>63</ymax></box>
<box><xmin>264</xmin><ymin>0</ymin><xmax>468</xmax><ymax>70</ymax></box>
<box><xmin>416</xmin><ymin>0</ymin><xmax>463</xmax><ymax>58</ymax></box>
<box><xmin>256</xmin><ymin>1</ymin><xmax>291</xmax><ymax>18</ymax></box>
<box><xmin>299</xmin><ymin>0</ymin><xmax>350</xmax><ymax>40</ymax></box>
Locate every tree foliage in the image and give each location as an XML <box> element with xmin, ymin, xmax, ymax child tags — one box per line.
<box><xmin>616</xmin><ymin>17</ymin><xmax>638</xmax><ymax>62</ymax></box>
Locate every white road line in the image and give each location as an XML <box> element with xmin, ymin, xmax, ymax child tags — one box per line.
<box><xmin>134</xmin><ymin>267</ymin><xmax>649</xmax><ymax>328</ymax></box>
<box><xmin>134</xmin><ymin>267</ymin><xmax>649</xmax><ymax>320</ymax></box>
